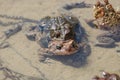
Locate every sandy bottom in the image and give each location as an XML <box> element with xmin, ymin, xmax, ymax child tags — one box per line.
<box><xmin>0</xmin><ymin>0</ymin><xmax>120</xmax><ymax>80</ymax></box>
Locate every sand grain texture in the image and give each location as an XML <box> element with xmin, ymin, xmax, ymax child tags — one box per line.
<box><xmin>0</xmin><ymin>0</ymin><xmax>120</xmax><ymax>80</ymax></box>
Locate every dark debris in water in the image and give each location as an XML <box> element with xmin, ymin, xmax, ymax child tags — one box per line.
<box><xmin>63</xmin><ymin>1</ymin><xmax>92</xmax><ymax>10</ymax></box>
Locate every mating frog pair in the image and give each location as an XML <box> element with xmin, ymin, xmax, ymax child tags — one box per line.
<box><xmin>25</xmin><ymin>10</ymin><xmax>90</xmax><ymax>67</ymax></box>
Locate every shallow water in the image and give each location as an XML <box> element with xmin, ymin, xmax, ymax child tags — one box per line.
<box><xmin>0</xmin><ymin>0</ymin><xmax>120</xmax><ymax>80</ymax></box>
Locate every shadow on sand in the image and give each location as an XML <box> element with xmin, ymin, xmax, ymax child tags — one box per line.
<box><xmin>63</xmin><ymin>1</ymin><xmax>92</xmax><ymax>10</ymax></box>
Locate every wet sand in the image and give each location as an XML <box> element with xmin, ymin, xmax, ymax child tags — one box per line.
<box><xmin>0</xmin><ymin>0</ymin><xmax>120</xmax><ymax>80</ymax></box>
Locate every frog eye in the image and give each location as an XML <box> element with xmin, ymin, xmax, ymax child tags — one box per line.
<box><xmin>56</xmin><ymin>45</ymin><xmax>63</xmax><ymax>50</ymax></box>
